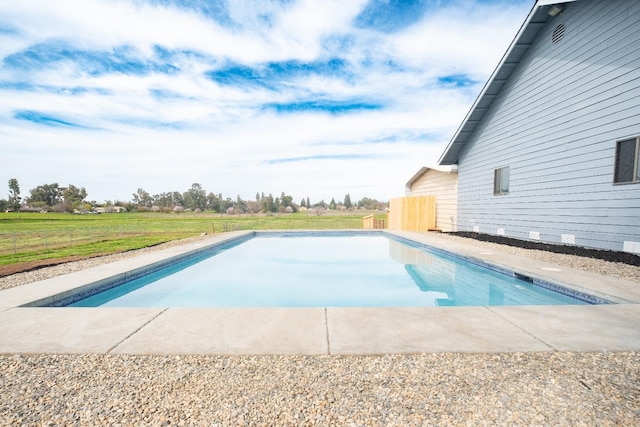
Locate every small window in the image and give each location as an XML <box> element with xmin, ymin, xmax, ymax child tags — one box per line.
<box><xmin>494</xmin><ymin>166</ymin><xmax>509</xmax><ymax>195</ymax></box>
<box><xmin>614</xmin><ymin>137</ymin><xmax>640</xmax><ymax>184</ymax></box>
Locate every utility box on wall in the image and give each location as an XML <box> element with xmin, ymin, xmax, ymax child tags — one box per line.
<box><xmin>387</xmin><ymin>196</ymin><xmax>436</xmax><ymax>232</ymax></box>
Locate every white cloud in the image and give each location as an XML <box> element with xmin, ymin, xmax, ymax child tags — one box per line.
<box><xmin>0</xmin><ymin>0</ymin><xmax>532</xmax><ymax>204</ymax></box>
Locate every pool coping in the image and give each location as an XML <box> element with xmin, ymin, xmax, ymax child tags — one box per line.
<box><xmin>0</xmin><ymin>230</ymin><xmax>639</xmax><ymax>355</ymax></box>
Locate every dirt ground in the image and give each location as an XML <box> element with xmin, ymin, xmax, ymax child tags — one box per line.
<box><xmin>0</xmin><ymin>254</ymin><xmax>106</xmax><ymax>277</ymax></box>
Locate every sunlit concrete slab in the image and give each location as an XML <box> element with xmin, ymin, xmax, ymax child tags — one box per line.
<box><xmin>0</xmin><ymin>307</ymin><xmax>163</xmax><ymax>354</ymax></box>
<box><xmin>489</xmin><ymin>304</ymin><xmax>640</xmax><ymax>352</ymax></box>
<box><xmin>111</xmin><ymin>308</ymin><xmax>328</xmax><ymax>355</ymax></box>
<box><xmin>326</xmin><ymin>307</ymin><xmax>552</xmax><ymax>354</ymax></box>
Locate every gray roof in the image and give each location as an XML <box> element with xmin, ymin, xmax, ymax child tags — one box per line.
<box><xmin>438</xmin><ymin>0</ymin><xmax>579</xmax><ymax>165</ymax></box>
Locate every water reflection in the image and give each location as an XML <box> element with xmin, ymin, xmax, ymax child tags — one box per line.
<box><xmin>389</xmin><ymin>239</ymin><xmax>580</xmax><ymax>306</ymax></box>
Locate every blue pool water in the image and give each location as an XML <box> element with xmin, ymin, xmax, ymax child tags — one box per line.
<box><xmin>68</xmin><ymin>233</ymin><xmax>593</xmax><ymax>307</ymax></box>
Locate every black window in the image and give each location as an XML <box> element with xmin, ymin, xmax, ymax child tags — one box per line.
<box><xmin>614</xmin><ymin>137</ymin><xmax>640</xmax><ymax>184</ymax></box>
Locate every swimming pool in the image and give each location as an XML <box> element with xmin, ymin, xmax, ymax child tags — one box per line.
<box><xmin>66</xmin><ymin>231</ymin><xmax>602</xmax><ymax>308</ymax></box>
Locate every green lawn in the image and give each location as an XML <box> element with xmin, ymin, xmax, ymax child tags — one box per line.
<box><xmin>0</xmin><ymin>211</ymin><xmax>386</xmax><ymax>267</ymax></box>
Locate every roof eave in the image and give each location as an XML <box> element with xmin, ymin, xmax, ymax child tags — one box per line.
<box><xmin>438</xmin><ymin>0</ymin><xmax>578</xmax><ymax>166</ymax></box>
<box><xmin>405</xmin><ymin>165</ymin><xmax>458</xmax><ymax>193</ymax></box>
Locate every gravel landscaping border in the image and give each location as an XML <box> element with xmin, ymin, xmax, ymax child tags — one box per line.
<box><xmin>1</xmin><ymin>352</ymin><xmax>638</xmax><ymax>425</ymax></box>
<box><xmin>452</xmin><ymin>231</ymin><xmax>640</xmax><ymax>266</ymax></box>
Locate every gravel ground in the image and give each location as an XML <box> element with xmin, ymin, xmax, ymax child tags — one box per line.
<box><xmin>0</xmin><ymin>233</ymin><xmax>639</xmax><ymax>425</ymax></box>
<box><xmin>1</xmin><ymin>352</ymin><xmax>638</xmax><ymax>425</ymax></box>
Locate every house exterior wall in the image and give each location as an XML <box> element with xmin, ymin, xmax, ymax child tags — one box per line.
<box><xmin>455</xmin><ymin>0</ymin><xmax>640</xmax><ymax>252</ymax></box>
<box><xmin>408</xmin><ymin>170</ymin><xmax>458</xmax><ymax>232</ymax></box>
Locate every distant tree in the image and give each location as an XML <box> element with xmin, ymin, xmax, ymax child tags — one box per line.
<box><xmin>262</xmin><ymin>193</ymin><xmax>275</xmax><ymax>213</ymax></box>
<box><xmin>246</xmin><ymin>200</ymin><xmax>261</xmax><ymax>213</ymax></box>
<box><xmin>116</xmin><ymin>200</ymin><xmax>135</xmax><ymax>212</ymax></box>
<box><xmin>62</xmin><ymin>184</ymin><xmax>88</xmax><ymax>211</ymax></box>
<box><xmin>183</xmin><ymin>183</ymin><xmax>206</xmax><ymax>210</ymax></box>
<box><xmin>0</xmin><ymin>199</ymin><xmax>7</xmax><ymax>211</ymax></box>
<box><xmin>235</xmin><ymin>195</ymin><xmax>247</xmax><ymax>213</ymax></box>
<box><xmin>132</xmin><ymin>188</ymin><xmax>153</xmax><ymax>208</ymax></box>
<box><xmin>329</xmin><ymin>197</ymin><xmax>337</xmax><ymax>210</ymax></box>
<box><xmin>7</xmin><ymin>178</ymin><xmax>21</xmax><ymax>211</ymax></box>
<box><xmin>206</xmin><ymin>192</ymin><xmax>219</xmax><ymax>212</ymax></box>
<box><xmin>306</xmin><ymin>196</ymin><xmax>310</xmax><ymax>208</ymax></box>
<box><xmin>344</xmin><ymin>194</ymin><xmax>352</xmax><ymax>209</ymax></box>
<box><xmin>300</xmin><ymin>198</ymin><xmax>306</xmax><ymax>208</ymax></box>
<box><xmin>214</xmin><ymin>193</ymin><xmax>226</xmax><ymax>213</ymax></box>
<box><xmin>154</xmin><ymin>192</ymin><xmax>173</xmax><ymax>208</ymax></box>
<box><xmin>357</xmin><ymin>197</ymin><xmax>388</xmax><ymax>211</ymax></box>
<box><xmin>357</xmin><ymin>197</ymin><xmax>374</xmax><ymax>209</ymax></box>
<box><xmin>256</xmin><ymin>192</ymin><xmax>260</xmax><ymax>202</ymax></box>
<box><xmin>280</xmin><ymin>192</ymin><xmax>293</xmax><ymax>209</ymax></box>
<box><xmin>224</xmin><ymin>197</ymin><xmax>234</xmax><ymax>212</ymax></box>
<box><xmin>171</xmin><ymin>191</ymin><xmax>184</xmax><ymax>207</ymax></box>
<box><xmin>28</xmin><ymin>183</ymin><xmax>62</xmax><ymax>208</ymax></box>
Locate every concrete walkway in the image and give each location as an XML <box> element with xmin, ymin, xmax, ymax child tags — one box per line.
<box><xmin>0</xmin><ymin>230</ymin><xmax>639</xmax><ymax>355</ymax></box>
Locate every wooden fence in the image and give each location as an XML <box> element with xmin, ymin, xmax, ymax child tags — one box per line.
<box><xmin>387</xmin><ymin>196</ymin><xmax>436</xmax><ymax>232</ymax></box>
<box><xmin>362</xmin><ymin>215</ymin><xmax>386</xmax><ymax>229</ymax></box>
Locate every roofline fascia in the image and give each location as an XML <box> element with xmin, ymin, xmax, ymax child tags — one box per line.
<box><xmin>437</xmin><ymin>0</ymin><xmax>576</xmax><ymax>165</ymax></box>
<box><xmin>405</xmin><ymin>165</ymin><xmax>458</xmax><ymax>194</ymax></box>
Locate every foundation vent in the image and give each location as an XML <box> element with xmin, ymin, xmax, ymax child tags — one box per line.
<box><xmin>529</xmin><ymin>231</ymin><xmax>540</xmax><ymax>240</ymax></box>
<box><xmin>623</xmin><ymin>241</ymin><xmax>640</xmax><ymax>254</ymax></box>
<box><xmin>561</xmin><ymin>234</ymin><xmax>576</xmax><ymax>245</ymax></box>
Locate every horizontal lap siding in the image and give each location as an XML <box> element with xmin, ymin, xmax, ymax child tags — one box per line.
<box><xmin>456</xmin><ymin>0</ymin><xmax>640</xmax><ymax>251</ymax></box>
<box><xmin>409</xmin><ymin>171</ymin><xmax>458</xmax><ymax>231</ymax></box>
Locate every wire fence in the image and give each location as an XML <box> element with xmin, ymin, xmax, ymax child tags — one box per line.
<box><xmin>0</xmin><ymin>230</ymin><xmax>148</xmax><ymax>255</ymax></box>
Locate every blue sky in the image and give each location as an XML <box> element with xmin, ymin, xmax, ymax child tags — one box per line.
<box><xmin>0</xmin><ymin>0</ymin><xmax>532</xmax><ymax>204</ymax></box>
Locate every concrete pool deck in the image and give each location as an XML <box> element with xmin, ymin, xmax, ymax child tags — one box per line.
<box><xmin>0</xmin><ymin>230</ymin><xmax>639</xmax><ymax>355</ymax></box>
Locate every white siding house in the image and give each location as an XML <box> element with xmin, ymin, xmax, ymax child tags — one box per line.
<box><xmin>405</xmin><ymin>166</ymin><xmax>458</xmax><ymax>232</ymax></box>
<box><xmin>438</xmin><ymin>0</ymin><xmax>640</xmax><ymax>253</ymax></box>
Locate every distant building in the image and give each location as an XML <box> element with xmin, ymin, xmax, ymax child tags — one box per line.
<box><xmin>404</xmin><ymin>166</ymin><xmax>458</xmax><ymax>232</ymax></box>
<box><xmin>437</xmin><ymin>0</ymin><xmax>640</xmax><ymax>253</ymax></box>
<box><xmin>94</xmin><ymin>206</ymin><xmax>127</xmax><ymax>213</ymax></box>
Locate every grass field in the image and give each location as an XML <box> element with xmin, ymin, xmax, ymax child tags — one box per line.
<box><xmin>0</xmin><ymin>211</ymin><xmax>386</xmax><ymax>267</ymax></box>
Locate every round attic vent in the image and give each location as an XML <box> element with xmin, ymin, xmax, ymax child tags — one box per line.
<box><xmin>552</xmin><ymin>24</ymin><xmax>566</xmax><ymax>44</ymax></box>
